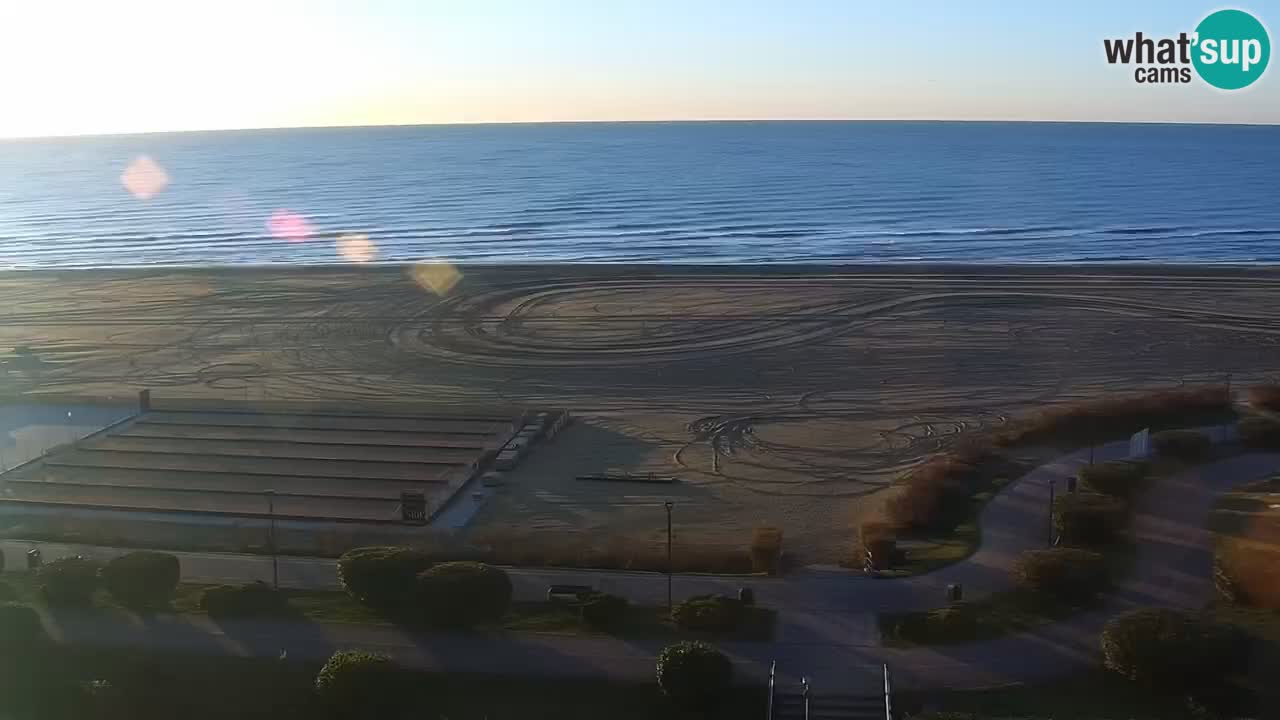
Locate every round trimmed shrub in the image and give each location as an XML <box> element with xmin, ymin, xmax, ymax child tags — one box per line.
<box><xmin>1014</xmin><ymin>548</ymin><xmax>1109</xmax><ymax>604</ymax></box>
<box><xmin>0</xmin><ymin>603</ymin><xmax>47</xmax><ymax>653</ymax></box>
<box><xmin>1054</xmin><ymin>493</ymin><xmax>1127</xmax><ymax>546</ymax></box>
<box><xmin>1101</xmin><ymin>609</ymin><xmax>1244</xmax><ymax>690</ymax></box>
<box><xmin>672</xmin><ymin>595</ymin><xmax>745</xmax><ymax>634</ymax></box>
<box><xmin>200</xmin><ymin>581</ymin><xmax>291</xmax><ymax>618</ymax></box>
<box><xmin>38</xmin><ymin>556</ymin><xmax>100</xmax><ymax>606</ymax></box>
<box><xmin>1238</xmin><ymin>416</ymin><xmax>1280</xmax><ymax>450</ymax></box>
<box><xmin>102</xmin><ymin>551</ymin><xmax>180</xmax><ymax>610</ymax></box>
<box><xmin>337</xmin><ymin>546</ymin><xmax>433</xmax><ymax>607</ymax></box>
<box><xmin>415</xmin><ymin>561</ymin><xmax>511</xmax><ymax>627</ymax></box>
<box><xmin>580</xmin><ymin>592</ymin><xmax>628</xmax><ymax>630</ymax></box>
<box><xmin>1079</xmin><ymin>460</ymin><xmax>1149</xmax><ymax>498</ymax></box>
<box><xmin>1152</xmin><ymin>429</ymin><xmax>1212</xmax><ymax>460</ymax></box>
<box><xmin>655</xmin><ymin>641</ymin><xmax>732</xmax><ymax>713</ymax></box>
<box><xmin>314</xmin><ymin>650</ymin><xmax>400</xmax><ymax>719</ymax></box>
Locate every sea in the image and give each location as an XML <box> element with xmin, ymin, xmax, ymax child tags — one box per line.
<box><xmin>1</xmin><ymin>121</ymin><xmax>1278</xmax><ymax>268</ymax></box>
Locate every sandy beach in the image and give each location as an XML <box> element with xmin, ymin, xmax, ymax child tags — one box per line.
<box><xmin>2</xmin><ymin>264</ymin><xmax>1279</xmax><ymax>563</ymax></box>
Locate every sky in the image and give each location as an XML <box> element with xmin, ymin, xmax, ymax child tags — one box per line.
<box><xmin>0</xmin><ymin>0</ymin><xmax>1278</xmax><ymax>137</ymax></box>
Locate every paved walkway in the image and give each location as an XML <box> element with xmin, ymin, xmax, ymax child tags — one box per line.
<box><xmin>7</xmin><ymin>441</ymin><xmax>1278</xmax><ymax>693</ymax></box>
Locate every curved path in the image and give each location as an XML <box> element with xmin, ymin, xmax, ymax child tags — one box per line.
<box><xmin>5</xmin><ymin>437</ymin><xmax>1277</xmax><ymax>693</ymax></box>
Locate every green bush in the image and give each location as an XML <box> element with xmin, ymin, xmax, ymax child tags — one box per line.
<box><xmin>38</xmin><ymin>556</ymin><xmax>100</xmax><ymax>606</ymax></box>
<box><xmin>1101</xmin><ymin>609</ymin><xmax>1245</xmax><ymax>690</ymax></box>
<box><xmin>580</xmin><ymin>592</ymin><xmax>628</xmax><ymax>630</ymax></box>
<box><xmin>1151</xmin><ymin>429</ymin><xmax>1212</xmax><ymax>460</ymax></box>
<box><xmin>200</xmin><ymin>582</ymin><xmax>291</xmax><ymax>618</ymax></box>
<box><xmin>672</xmin><ymin>595</ymin><xmax>745</xmax><ymax>634</ymax></box>
<box><xmin>314</xmin><ymin>650</ymin><xmax>401</xmax><ymax>720</ymax></box>
<box><xmin>0</xmin><ymin>603</ymin><xmax>47</xmax><ymax>653</ymax></box>
<box><xmin>886</xmin><ymin>604</ymin><xmax>980</xmax><ymax>645</ymax></box>
<box><xmin>415</xmin><ymin>561</ymin><xmax>512</xmax><ymax>627</ymax></box>
<box><xmin>1054</xmin><ymin>493</ymin><xmax>1127</xmax><ymax>546</ymax></box>
<box><xmin>655</xmin><ymin>641</ymin><xmax>733</xmax><ymax>713</ymax></box>
<box><xmin>1013</xmin><ymin>548</ymin><xmax>1109</xmax><ymax>604</ymax></box>
<box><xmin>337</xmin><ymin>546</ymin><xmax>433</xmax><ymax>607</ymax></box>
<box><xmin>1238</xmin><ymin>416</ymin><xmax>1280</xmax><ymax>450</ymax></box>
<box><xmin>1079</xmin><ymin>460</ymin><xmax>1149</xmax><ymax>498</ymax></box>
<box><xmin>102</xmin><ymin>551</ymin><xmax>180</xmax><ymax>610</ymax></box>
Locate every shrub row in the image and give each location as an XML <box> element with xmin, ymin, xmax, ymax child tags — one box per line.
<box><xmin>1014</xmin><ymin>548</ymin><xmax>1109</xmax><ymax>605</ymax></box>
<box><xmin>337</xmin><ymin>548</ymin><xmax>512</xmax><ymax>627</ymax></box>
<box><xmin>1239</xmin><ymin>416</ymin><xmax>1280</xmax><ymax>449</ymax></box>
<box><xmin>1151</xmin><ymin>429</ymin><xmax>1212</xmax><ymax>460</ymax></box>
<box><xmin>200</xmin><ymin>582</ymin><xmax>291</xmax><ymax>618</ymax></box>
<box><xmin>1079</xmin><ymin>460</ymin><xmax>1149</xmax><ymax>498</ymax></box>
<box><xmin>1054</xmin><ymin>492</ymin><xmax>1128</xmax><ymax>547</ymax></box>
<box><xmin>671</xmin><ymin>595</ymin><xmax>745</xmax><ymax>633</ymax></box>
<box><xmin>1247</xmin><ymin>383</ymin><xmax>1280</xmax><ymax>412</ymax></box>
<box><xmin>36</xmin><ymin>552</ymin><xmax>181</xmax><ymax>609</ymax></box>
<box><xmin>309</xmin><ymin>641</ymin><xmax>735</xmax><ymax>718</ymax></box>
<box><xmin>881</xmin><ymin>386</ymin><xmax>1229</xmax><ymax>538</ymax></box>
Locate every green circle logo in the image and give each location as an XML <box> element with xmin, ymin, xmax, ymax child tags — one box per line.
<box><xmin>1193</xmin><ymin>9</ymin><xmax>1271</xmax><ymax>89</ymax></box>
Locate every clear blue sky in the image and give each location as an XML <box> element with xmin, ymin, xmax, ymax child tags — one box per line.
<box><xmin>0</xmin><ymin>0</ymin><xmax>1276</xmax><ymax>136</ymax></box>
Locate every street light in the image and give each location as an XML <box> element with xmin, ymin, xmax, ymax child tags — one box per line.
<box><xmin>266</xmin><ymin>489</ymin><xmax>279</xmax><ymax>589</ymax></box>
<box><xmin>664</xmin><ymin>500</ymin><xmax>674</xmax><ymax>615</ymax></box>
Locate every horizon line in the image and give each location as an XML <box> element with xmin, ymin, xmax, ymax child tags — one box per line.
<box><xmin>4</xmin><ymin>116</ymin><xmax>1279</xmax><ymax>141</ymax></box>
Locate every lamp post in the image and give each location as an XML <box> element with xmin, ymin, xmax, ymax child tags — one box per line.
<box><xmin>266</xmin><ymin>490</ymin><xmax>279</xmax><ymax>589</ymax></box>
<box><xmin>1047</xmin><ymin>479</ymin><xmax>1056</xmax><ymax>547</ymax></box>
<box><xmin>664</xmin><ymin>500</ymin><xmax>674</xmax><ymax>615</ymax></box>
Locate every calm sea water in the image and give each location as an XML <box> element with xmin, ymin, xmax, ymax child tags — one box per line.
<box><xmin>1</xmin><ymin>122</ymin><xmax>1278</xmax><ymax>267</ymax></box>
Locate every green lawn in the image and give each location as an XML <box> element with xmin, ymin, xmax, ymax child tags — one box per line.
<box><xmin>1</xmin><ymin>572</ymin><xmax>775</xmax><ymax>641</ymax></box>
<box><xmin>9</xmin><ymin>646</ymin><xmax>769</xmax><ymax>720</ymax></box>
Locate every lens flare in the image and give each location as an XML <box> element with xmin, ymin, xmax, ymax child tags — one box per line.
<box><xmin>267</xmin><ymin>211</ymin><xmax>314</xmax><ymax>243</ymax></box>
<box><xmin>336</xmin><ymin>233</ymin><xmax>377</xmax><ymax>263</ymax></box>
<box><xmin>120</xmin><ymin>155</ymin><xmax>170</xmax><ymax>200</ymax></box>
<box><xmin>408</xmin><ymin>260</ymin><xmax>462</xmax><ymax>296</ymax></box>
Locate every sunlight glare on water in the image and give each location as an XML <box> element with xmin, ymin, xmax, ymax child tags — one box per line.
<box><xmin>267</xmin><ymin>210</ymin><xmax>314</xmax><ymax>243</ymax></box>
<box><xmin>119</xmin><ymin>155</ymin><xmax>170</xmax><ymax>200</ymax></box>
<box><xmin>336</xmin><ymin>233</ymin><xmax>377</xmax><ymax>263</ymax></box>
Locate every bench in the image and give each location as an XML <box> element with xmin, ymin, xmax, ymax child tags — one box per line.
<box><xmin>546</xmin><ymin>584</ymin><xmax>594</xmax><ymax>602</ymax></box>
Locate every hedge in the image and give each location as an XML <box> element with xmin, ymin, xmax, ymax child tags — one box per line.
<box><xmin>337</xmin><ymin>546</ymin><xmax>434</xmax><ymax>607</ymax></box>
<box><xmin>672</xmin><ymin>595</ymin><xmax>744</xmax><ymax>634</ymax></box>
<box><xmin>1054</xmin><ymin>493</ymin><xmax>1127</xmax><ymax>546</ymax></box>
<box><xmin>38</xmin><ymin>556</ymin><xmax>100</xmax><ymax>606</ymax></box>
<box><xmin>1238</xmin><ymin>416</ymin><xmax>1280</xmax><ymax>450</ymax></box>
<box><xmin>102</xmin><ymin>551</ymin><xmax>180</xmax><ymax>610</ymax></box>
<box><xmin>1101</xmin><ymin>609</ymin><xmax>1244</xmax><ymax>690</ymax></box>
<box><xmin>884</xmin><ymin>457</ymin><xmax>978</xmax><ymax>533</ymax></box>
<box><xmin>1013</xmin><ymin>548</ymin><xmax>1109</xmax><ymax>604</ymax></box>
<box><xmin>1247</xmin><ymin>384</ymin><xmax>1280</xmax><ymax>412</ymax></box>
<box><xmin>200</xmin><ymin>582</ymin><xmax>291</xmax><ymax>618</ymax></box>
<box><xmin>314</xmin><ymin>650</ymin><xmax>400</xmax><ymax>720</ymax></box>
<box><xmin>1151</xmin><ymin>429</ymin><xmax>1212</xmax><ymax>460</ymax></box>
<box><xmin>415</xmin><ymin>561</ymin><xmax>511</xmax><ymax>627</ymax></box>
<box><xmin>655</xmin><ymin>641</ymin><xmax>732</xmax><ymax>713</ymax></box>
<box><xmin>1215</xmin><ymin>540</ymin><xmax>1280</xmax><ymax>609</ymax></box>
<box><xmin>580</xmin><ymin>592</ymin><xmax>628</xmax><ymax>630</ymax></box>
<box><xmin>1078</xmin><ymin>460</ymin><xmax>1149</xmax><ymax>498</ymax></box>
